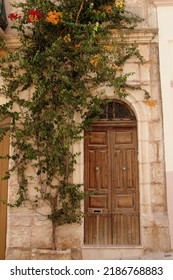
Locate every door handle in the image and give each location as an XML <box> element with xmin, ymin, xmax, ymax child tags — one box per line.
<box><xmin>95</xmin><ymin>166</ymin><xmax>100</xmax><ymax>171</ymax></box>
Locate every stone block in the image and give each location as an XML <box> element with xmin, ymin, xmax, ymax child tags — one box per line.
<box><xmin>71</xmin><ymin>248</ymin><xmax>83</xmax><ymax>260</ymax></box>
<box><xmin>150</xmin><ymin>81</ymin><xmax>161</xmax><ymax>100</ymax></box>
<box><xmin>140</xmin><ymin>184</ymin><xmax>151</xmax><ymax>206</ymax></box>
<box><xmin>8</xmin><ymin>205</ymin><xmax>34</xmax><ymax>216</ymax></box>
<box><xmin>149</xmin><ymin>142</ymin><xmax>158</xmax><ymax>163</ymax></box>
<box><xmin>149</xmin><ymin>121</ymin><xmax>163</xmax><ymax>141</ymax></box>
<box><xmin>142</xmin><ymin>226</ymin><xmax>155</xmax><ymax>252</ymax></box>
<box><xmin>153</xmin><ymin>205</ymin><xmax>167</xmax><ymax>213</ymax></box>
<box><xmin>138</xmin><ymin>44</ymin><xmax>150</xmax><ymax>62</ymax></box>
<box><xmin>126</xmin><ymin>6</ymin><xmax>148</xmax><ymax>28</ymax></box>
<box><xmin>150</xmin><ymin>44</ymin><xmax>159</xmax><ymax>64</ymax></box>
<box><xmin>140</xmin><ymin>205</ymin><xmax>152</xmax><ymax>215</ymax></box>
<box><xmin>151</xmin><ymin>163</ymin><xmax>165</xmax><ymax>184</ymax></box>
<box><xmin>6</xmin><ymin>248</ymin><xmax>31</xmax><ymax>260</ymax></box>
<box><xmin>32</xmin><ymin>204</ymin><xmax>51</xmax><ymax>219</ymax></box>
<box><xmin>148</xmin><ymin>6</ymin><xmax>158</xmax><ymax>28</ymax></box>
<box><xmin>31</xmin><ymin>249</ymin><xmax>71</xmax><ymax>260</ymax></box>
<box><xmin>149</xmin><ymin>105</ymin><xmax>162</xmax><ymax>122</ymax></box>
<box><xmin>55</xmin><ymin>224</ymin><xmax>82</xmax><ymax>249</ymax></box>
<box><xmin>139</xmin><ymin>163</ymin><xmax>151</xmax><ymax>185</ymax></box>
<box><xmin>127</xmin><ymin>90</ymin><xmax>148</xmax><ymax>105</ymax></box>
<box><xmin>149</xmin><ymin>141</ymin><xmax>164</xmax><ymax>163</ymax></box>
<box><xmin>142</xmin><ymin>214</ymin><xmax>154</xmax><ymax>227</ymax></box>
<box><xmin>151</xmin><ymin>184</ymin><xmax>167</xmax><ymax>210</ymax></box>
<box><xmin>123</xmin><ymin>63</ymin><xmax>140</xmax><ymax>82</ymax></box>
<box><xmin>138</xmin><ymin>140</ymin><xmax>149</xmax><ymax>163</ymax></box>
<box><xmin>8</xmin><ymin>181</ymin><xmax>21</xmax><ymax>204</ymax></box>
<box><xmin>138</xmin><ymin>121</ymin><xmax>150</xmax><ymax>141</ymax></box>
<box><xmin>7</xmin><ymin>226</ymin><xmax>31</xmax><ymax>248</ymax></box>
<box><xmin>33</xmin><ymin>214</ymin><xmax>52</xmax><ymax>227</ymax></box>
<box><xmin>158</xmin><ymin>228</ymin><xmax>171</xmax><ymax>252</ymax></box>
<box><xmin>31</xmin><ymin>226</ymin><xmax>52</xmax><ymax>249</ymax></box>
<box><xmin>142</xmin><ymin>222</ymin><xmax>170</xmax><ymax>252</ymax></box>
<box><xmin>8</xmin><ymin>215</ymin><xmax>33</xmax><ymax>227</ymax></box>
<box><xmin>154</xmin><ymin>213</ymin><xmax>169</xmax><ymax>228</ymax></box>
<box><xmin>140</xmin><ymin>84</ymin><xmax>151</xmax><ymax>96</ymax></box>
<box><xmin>140</xmin><ymin>63</ymin><xmax>151</xmax><ymax>82</ymax></box>
<box><xmin>150</xmin><ymin>62</ymin><xmax>160</xmax><ymax>82</ymax></box>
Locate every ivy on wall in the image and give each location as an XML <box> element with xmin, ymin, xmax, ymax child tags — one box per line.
<box><xmin>0</xmin><ymin>0</ymin><xmax>144</xmax><ymax>249</ymax></box>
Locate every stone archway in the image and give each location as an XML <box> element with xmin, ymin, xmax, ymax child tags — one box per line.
<box><xmin>84</xmin><ymin>100</ymin><xmax>140</xmax><ymax>245</ymax></box>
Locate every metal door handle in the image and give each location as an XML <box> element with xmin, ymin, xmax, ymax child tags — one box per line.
<box><xmin>95</xmin><ymin>166</ymin><xmax>100</xmax><ymax>171</ymax></box>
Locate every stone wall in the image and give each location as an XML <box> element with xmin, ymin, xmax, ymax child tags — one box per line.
<box><xmin>82</xmin><ymin>31</ymin><xmax>171</xmax><ymax>258</ymax></box>
<box><xmin>1</xmin><ymin>0</ymin><xmax>171</xmax><ymax>260</ymax></box>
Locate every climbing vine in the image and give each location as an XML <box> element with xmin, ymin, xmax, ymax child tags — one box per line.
<box><xmin>0</xmin><ymin>0</ymin><xmax>144</xmax><ymax>249</ymax></box>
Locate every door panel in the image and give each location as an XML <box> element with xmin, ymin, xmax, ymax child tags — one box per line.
<box><xmin>88</xmin><ymin>148</ymin><xmax>109</xmax><ymax>191</ymax></box>
<box><xmin>84</xmin><ymin>124</ymin><xmax>139</xmax><ymax>245</ymax></box>
<box><xmin>85</xmin><ymin>214</ymin><xmax>112</xmax><ymax>245</ymax></box>
<box><xmin>113</xmin><ymin>213</ymin><xmax>140</xmax><ymax>245</ymax></box>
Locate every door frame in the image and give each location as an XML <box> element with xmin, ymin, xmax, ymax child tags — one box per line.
<box><xmin>0</xmin><ymin>117</ymin><xmax>10</xmax><ymax>260</ymax></box>
<box><xmin>83</xmin><ymin>100</ymin><xmax>140</xmax><ymax>246</ymax></box>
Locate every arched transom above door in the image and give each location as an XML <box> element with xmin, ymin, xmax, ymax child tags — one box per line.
<box><xmin>93</xmin><ymin>100</ymin><xmax>136</xmax><ymax>121</ymax></box>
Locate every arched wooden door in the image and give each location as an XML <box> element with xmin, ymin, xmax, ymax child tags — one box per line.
<box><xmin>84</xmin><ymin>101</ymin><xmax>140</xmax><ymax>245</ymax></box>
<box><xmin>0</xmin><ymin>117</ymin><xmax>10</xmax><ymax>259</ymax></box>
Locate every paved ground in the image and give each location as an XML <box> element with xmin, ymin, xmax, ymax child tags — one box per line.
<box><xmin>126</xmin><ymin>252</ymin><xmax>173</xmax><ymax>260</ymax></box>
<box><xmin>140</xmin><ymin>252</ymin><xmax>173</xmax><ymax>260</ymax></box>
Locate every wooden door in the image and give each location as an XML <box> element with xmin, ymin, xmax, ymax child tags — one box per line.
<box><xmin>0</xmin><ymin>118</ymin><xmax>10</xmax><ymax>260</ymax></box>
<box><xmin>84</xmin><ymin>123</ymin><xmax>140</xmax><ymax>245</ymax></box>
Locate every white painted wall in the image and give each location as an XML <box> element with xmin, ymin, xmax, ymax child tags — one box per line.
<box><xmin>155</xmin><ymin>0</ymin><xmax>173</xmax><ymax>248</ymax></box>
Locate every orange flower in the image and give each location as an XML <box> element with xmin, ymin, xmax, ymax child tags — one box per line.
<box><xmin>46</xmin><ymin>10</ymin><xmax>63</xmax><ymax>24</ymax></box>
<box><xmin>0</xmin><ymin>50</ymin><xmax>7</xmax><ymax>58</ymax></box>
<box><xmin>106</xmin><ymin>6</ymin><xmax>112</xmax><ymax>13</ymax></box>
<box><xmin>90</xmin><ymin>59</ymin><xmax>98</xmax><ymax>67</ymax></box>
<box><xmin>103</xmin><ymin>45</ymin><xmax>113</xmax><ymax>51</ymax></box>
<box><xmin>90</xmin><ymin>55</ymin><xmax>99</xmax><ymax>67</ymax></box>
<box><xmin>111</xmin><ymin>29</ymin><xmax>117</xmax><ymax>34</ymax></box>
<box><xmin>63</xmin><ymin>34</ymin><xmax>71</xmax><ymax>43</ymax></box>
<box><xmin>112</xmin><ymin>64</ymin><xmax>122</xmax><ymax>71</ymax></box>
<box><xmin>75</xmin><ymin>43</ymin><xmax>81</xmax><ymax>48</ymax></box>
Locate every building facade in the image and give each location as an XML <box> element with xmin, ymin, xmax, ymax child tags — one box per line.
<box><xmin>0</xmin><ymin>0</ymin><xmax>173</xmax><ymax>260</ymax></box>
